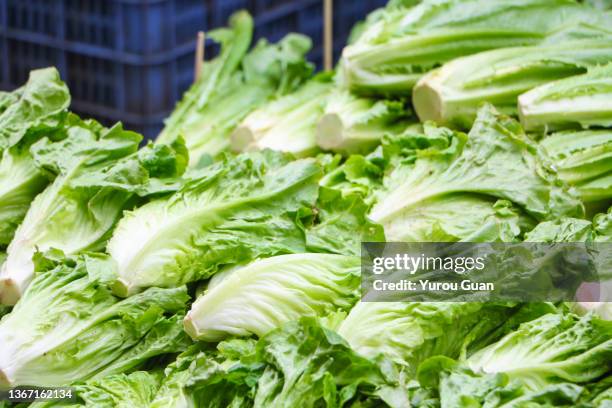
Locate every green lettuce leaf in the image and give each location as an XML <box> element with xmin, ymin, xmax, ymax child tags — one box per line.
<box><xmin>0</xmin><ymin>253</ymin><xmax>190</xmax><ymax>388</ymax></box>
<box><xmin>466</xmin><ymin>312</ymin><xmax>612</xmax><ymax>390</ymax></box>
<box><xmin>30</xmin><ymin>371</ymin><xmax>162</xmax><ymax>408</ymax></box>
<box><xmin>184</xmin><ymin>253</ymin><xmax>361</xmax><ymax>341</ymax></box>
<box><xmin>369</xmin><ymin>105</ymin><xmax>575</xmax><ymax>242</ymax></box>
<box><xmin>304</xmin><ymin>186</ymin><xmax>385</xmax><ymax>256</ymax></box>
<box><xmin>0</xmin><ymin>68</ymin><xmax>71</xmax><ymax>247</ymax></box>
<box><xmin>153</xmin><ymin>318</ymin><xmax>406</xmax><ymax>408</ymax></box>
<box><xmin>417</xmin><ymin>356</ymin><xmax>586</xmax><ymax>408</ymax></box>
<box><xmin>0</xmin><ymin>122</ymin><xmax>187</xmax><ymax>305</ymax></box>
<box><xmin>108</xmin><ymin>150</ymin><xmax>321</xmax><ymax>296</ymax></box>
<box><xmin>337</xmin><ymin>302</ymin><xmax>553</xmax><ymax>377</ymax></box>
<box><xmin>0</xmin><ymin>144</ymin><xmax>48</xmax><ymax>246</ymax></box>
<box><xmin>0</xmin><ymin>67</ymin><xmax>70</xmax><ymax>150</ymax></box>
<box><xmin>524</xmin><ymin>217</ymin><xmax>594</xmax><ymax>242</ymax></box>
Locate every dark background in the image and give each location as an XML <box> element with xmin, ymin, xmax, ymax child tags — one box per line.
<box><xmin>0</xmin><ymin>0</ymin><xmax>385</xmax><ymax>138</ymax></box>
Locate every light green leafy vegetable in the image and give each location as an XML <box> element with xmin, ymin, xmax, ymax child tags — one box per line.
<box><xmin>0</xmin><ymin>121</ymin><xmax>186</xmax><ymax>305</ymax></box>
<box><xmin>519</xmin><ymin>63</ymin><xmax>612</xmax><ymax>131</ymax></box>
<box><xmin>0</xmin><ymin>68</ymin><xmax>71</xmax><ymax>247</ymax></box>
<box><xmin>595</xmin><ymin>206</ymin><xmax>612</xmax><ymax>240</ymax></box>
<box><xmin>0</xmin><ymin>67</ymin><xmax>70</xmax><ymax>151</ymax></box>
<box><xmin>304</xmin><ymin>185</ymin><xmax>385</xmax><ymax>255</ymax></box>
<box><xmin>184</xmin><ymin>253</ymin><xmax>361</xmax><ymax>341</ymax></box>
<box><xmin>231</xmin><ymin>73</ymin><xmax>333</xmax><ymax>157</ymax></box>
<box><xmin>524</xmin><ymin>217</ymin><xmax>594</xmax><ymax>242</ymax></box>
<box><xmin>369</xmin><ymin>105</ymin><xmax>575</xmax><ymax>242</ymax></box>
<box><xmin>317</xmin><ymin>88</ymin><xmax>413</xmax><ymax>154</ymax></box>
<box><xmin>0</xmin><ymin>253</ymin><xmax>190</xmax><ymax>388</ymax></box>
<box><xmin>30</xmin><ymin>371</ymin><xmax>162</xmax><ymax>408</ymax></box>
<box><xmin>108</xmin><ymin>151</ymin><xmax>321</xmax><ymax>296</ymax></box>
<box><xmin>413</xmin><ymin>39</ymin><xmax>612</xmax><ymax>128</ymax></box>
<box><xmin>342</xmin><ymin>0</ymin><xmax>603</xmax><ymax>96</ymax></box>
<box><xmin>157</xmin><ymin>11</ymin><xmax>313</xmax><ymax>166</ymax></box>
<box><xmin>417</xmin><ymin>355</ymin><xmax>587</xmax><ymax>408</ymax></box>
<box><xmin>466</xmin><ymin>312</ymin><xmax>612</xmax><ymax>390</ymax></box>
<box><xmin>338</xmin><ymin>302</ymin><xmax>553</xmax><ymax>377</ymax></box>
<box><xmin>153</xmin><ymin>318</ymin><xmax>406</xmax><ymax>408</ymax></box>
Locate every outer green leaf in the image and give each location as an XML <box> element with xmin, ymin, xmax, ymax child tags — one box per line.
<box><xmin>0</xmin><ymin>254</ymin><xmax>190</xmax><ymax>388</ymax></box>
<box><xmin>524</xmin><ymin>217</ymin><xmax>594</xmax><ymax>242</ymax></box>
<box><xmin>108</xmin><ymin>151</ymin><xmax>321</xmax><ymax>296</ymax></box>
<box><xmin>369</xmin><ymin>105</ymin><xmax>576</xmax><ymax>242</ymax></box>
<box><xmin>417</xmin><ymin>356</ymin><xmax>586</xmax><ymax>408</ymax></box>
<box><xmin>30</xmin><ymin>371</ymin><xmax>162</xmax><ymax>408</ymax></box>
<box><xmin>305</xmin><ymin>186</ymin><xmax>385</xmax><ymax>255</ymax></box>
<box><xmin>466</xmin><ymin>313</ymin><xmax>612</xmax><ymax>390</ymax></box>
<box><xmin>0</xmin><ymin>69</ymin><xmax>71</xmax><ymax>247</ymax></box>
<box><xmin>337</xmin><ymin>302</ymin><xmax>549</xmax><ymax>376</ymax></box>
<box><xmin>0</xmin><ymin>145</ymin><xmax>48</xmax><ymax>246</ymax></box>
<box><xmin>178</xmin><ymin>318</ymin><xmax>405</xmax><ymax>408</ymax></box>
<box><xmin>184</xmin><ymin>253</ymin><xmax>361</xmax><ymax>341</ymax></box>
<box><xmin>0</xmin><ymin>67</ymin><xmax>70</xmax><ymax>150</ymax></box>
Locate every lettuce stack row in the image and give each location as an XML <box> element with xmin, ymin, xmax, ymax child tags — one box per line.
<box><xmin>1</xmin><ymin>1</ymin><xmax>612</xmax><ymax>407</ymax></box>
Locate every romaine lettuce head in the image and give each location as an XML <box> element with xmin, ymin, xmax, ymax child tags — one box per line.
<box><xmin>184</xmin><ymin>253</ymin><xmax>361</xmax><ymax>341</ymax></box>
<box><xmin>337</xmin><ymin>302</ymin><xmax>551</xmax><ymax>376</ymax></box>
<box><xmin>317</xmin><ymin>88</ymin><xmax>413</xmax><ymax>154</ymax></box>
<box><xmin>158</xmin><ymin>11</ymin><xmax>314</xmax><ymax>166</ymax></box>
<box><xmin>232</xmin><ymin>73</ymin><xmax>333</xmax><ymax>157</ymax></box>
<box><xmin>466</xmin><ymin>312</ymin><xmax>612</xmax><ymax>390</ymax></box>
<box><xmin>0</xmin><ymin>68</ymin><xmax>71</xmax><ymax>246</ymax></box>
<box><xmin>0</xmin><ymin>253</ymin><xmax>190</xmax><ymax>388</ymax></box>
<box><xmin>154</xmin><ymin>318</ymin><xmax>405</xmax><ymax>408</ymax></box>
<box><xmin>369</xmin><ymin>105</ymin><xmax>577</xmax><ymax>242</ymax></box>
<box><xmin>342</xmin><ymin>0</ymin><xmax>602</xmax><ymax>95</ymax></box>
<box><xmin>519</xmin><ymin>63</ymin><xmax>612</xmax><ymax>131</ymax></box>
<box><xmin>0</xmin><ymin>122</ymin><xmax>187</xmax><ymax>305</ymax></box>
<box><xmin>413</xmin><ymin>39</ymin><xmax>612</xmax><ymax>128</ymax></box>
<box><xmin>108</xmin><ymin>150</ymin><xmax>321</xmax><ymax>296</ymax></box>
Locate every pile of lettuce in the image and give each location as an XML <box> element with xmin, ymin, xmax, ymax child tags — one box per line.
<box><xmin>1</xmin><ymin>2</ymin><xmax>611</xmax><ymax>407</ymax></box>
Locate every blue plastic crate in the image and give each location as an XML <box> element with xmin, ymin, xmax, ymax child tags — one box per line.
<box><xmin>1</xmin><ymin>0</ymin><xmax>387</xmax><ymax>138</ymax></box>
<box><xmin>0</xmin><ymin>0</ymin><xmax>207</xmax><ymax>138</ymax></box>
